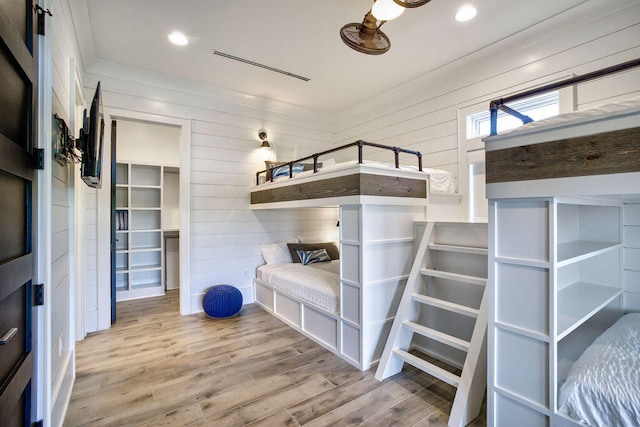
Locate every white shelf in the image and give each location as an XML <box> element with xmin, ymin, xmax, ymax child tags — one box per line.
<box><xmin>557</xmin><ymin>282</ymin><xmax>622</xmax><ymax>340</ymax></box>
<box><xmin>130</xmin><ymin>247</ymin><xmax>162</xmax><ymax>253</ymax></box>
<box><xmin>130</xmin><ymin>264</ymin><xmax>162</xmax><ymax>272</ymax></box>
<box><xmin>130</xmin><ymin>184</ymin><xmax>161</xmax><ymax>189</ymax></box>
<box><xmin>556</xmin><ymin>240</ymin><xmax>620</xmax><ymax>265</ymax></box>
<box><xmin>490</xmin><ymin>197</ymin><xmax>623</xmax><ymax>425</ymax></box>
<box><xmin>116</xmin><ymin>162</ymin><xmax>165</xmax><ymax>295</ymax></box>
<box><xmin>131</xmin><ymin>281</ymin><xmax>162</xmax><ymax>290</ymax></box>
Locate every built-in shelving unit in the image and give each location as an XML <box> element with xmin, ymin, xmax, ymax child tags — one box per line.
<box><xmin>115</xmin><ymin>163</ymin><xmax>165</xmax><ymax>300</ymax></box>
<box><xmin>489</xmin><ymin>197</ymin><xmax>623</xmax><ymax>426</ymax></box>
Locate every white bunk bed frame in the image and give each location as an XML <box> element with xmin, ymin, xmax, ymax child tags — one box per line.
<box><xmin>250</xmin><ymin>142</ymin><xmax>462</xmax><ymax>370</ymax></box>
<box><xmin>484</xmin><ymin>58</ymin><xmax>640</xmax><ymax>426</ymax></box>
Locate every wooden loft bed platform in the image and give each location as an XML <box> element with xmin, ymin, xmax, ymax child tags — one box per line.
<box><xmin>250</xmin><ymin>140</ymin><xmax>457</xmax><ymax>209</ymax></box>
<box><xmin>484</xmin><ymin>95</ymin><xmax>640</xmax><ymax>199</ymax></box>
<box><xmin>484</xmin><ymin>58</ymin><xmax>640</xmax><ymax>200</ymax></box>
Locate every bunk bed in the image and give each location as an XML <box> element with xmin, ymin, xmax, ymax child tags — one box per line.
<box><xmin>251</xmin><ymin>140</ymin><xmax>456</xmax><ymax>208</ymax></box>
<box><xmin>484</xmin><ymin>58</ymin><xmax>640</xmax><ymax>426</ymax></box>
<box><xmin>251</xmin><ymin>140</ymin><xmax>460</xmax><ymax>370</ymax></box>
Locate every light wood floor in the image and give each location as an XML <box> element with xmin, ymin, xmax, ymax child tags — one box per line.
<box><xmin>65</xmin><ymin>291</ymin><xmax>486</xmax><ymax>426</ymax></box>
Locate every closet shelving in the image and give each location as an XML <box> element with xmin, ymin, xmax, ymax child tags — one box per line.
<box><xmin>115</xmin><ymin>163</ymin><xmax>165</xmax><ymax>300</ymax></box>
<box><xmin>489</xmin><ymin>197</ymin><xmax>622</xmax><ymax>425</ymax></box>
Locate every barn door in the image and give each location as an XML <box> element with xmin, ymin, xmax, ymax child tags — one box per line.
<box><xmin>0</xmin><ymin>0</ymin><xmax>40</xmax><ymax>425</ymax></box>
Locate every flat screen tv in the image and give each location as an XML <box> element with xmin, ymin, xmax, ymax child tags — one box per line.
<box><xmin>78</xmin><ymin>82</ymin><xmax>104</xmax><ymax>188</ymax></box>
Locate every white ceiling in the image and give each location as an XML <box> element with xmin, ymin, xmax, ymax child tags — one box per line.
<box><xmin>71</xmin><ymin>0</ymin><xmax>591</xmax><ymax>112</ymax></box>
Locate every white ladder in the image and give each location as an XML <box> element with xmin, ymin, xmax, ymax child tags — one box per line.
<box><xmin>375</xmin><ymin>222</ymin><xmax>488</xmax><ymax>427</ymax></box>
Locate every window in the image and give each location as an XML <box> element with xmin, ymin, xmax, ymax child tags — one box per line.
<box><xmin>466</xmin><ymin>91</ymin><xmax>559</xmax><ymax>139</ymax></box>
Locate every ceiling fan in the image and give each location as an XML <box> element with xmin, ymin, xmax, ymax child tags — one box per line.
<box><xmin>340</xmin><ymin>0</ymin><xmax>432</xmax><ymax>55</ymax></box>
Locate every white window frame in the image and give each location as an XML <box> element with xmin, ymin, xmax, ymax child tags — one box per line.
<box><xmin>457</xmin><ymin>85</ymin><xmax>575</xmax><ymax>221</ymax></box>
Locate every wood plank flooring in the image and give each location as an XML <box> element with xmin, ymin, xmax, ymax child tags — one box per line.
<box><xmin>64</xmin><ymin>291</ymin><xmax>486</xmax><ymax>426</ymax></box>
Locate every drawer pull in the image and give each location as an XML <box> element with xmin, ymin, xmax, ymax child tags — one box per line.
<box><xmin>0</xmin><ymin>327</ymin><xmax>18</xmax><ymax>345</ymax></box>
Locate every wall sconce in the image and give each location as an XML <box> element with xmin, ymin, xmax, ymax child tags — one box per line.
<box><xmin>258</xmin><ymin>131</ymin><xmax>271</xmax><ymax>149</ymax></box>
<box><xmin>340</xmin><ymin>0</ymin><xmax>432</xmax><ymax>55</ymax></box>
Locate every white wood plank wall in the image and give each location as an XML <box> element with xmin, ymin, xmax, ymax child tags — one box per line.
<box><xmin>81</xmin><ymin>71</ymin><xmax>338</xmax><ymax>313</ymax></box>
<box><xmin>83</xmin><ymin>190</ymin><xmax>98</xmax><ymax>331</ymax></box>
<box><xmin>48</xmin><ymin>0</ymin><xmax>88</xmax><ymax>424</ymax></box>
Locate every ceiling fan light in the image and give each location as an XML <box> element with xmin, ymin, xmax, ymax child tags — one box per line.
<box><xmin>455</xmin><ymin>5</ymin><xmax>477</xmax><ymax>22</ymax></box>
<box><xmin>392</xmin><ymin>0</ymin><xmax>432</xmax><ymax>8</ymax></box>
<box><xmin>372</xmin><ymin>0</ymin><xmax>405</xmax><ymax>21</ymax></box>
<box><xmin>340</xmin><ymin>12</ymin><xmax>391</xmax><ymax>55</ymax></box>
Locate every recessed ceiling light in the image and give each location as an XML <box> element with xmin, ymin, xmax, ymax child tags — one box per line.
<box><xmin>168</xmin><ymin>31</ymin><xmax>188</xmax><ymax>46</ymax></box>
<box><xmin>455</xmin><ymin>5</ymin><xmax>477</xmax><ymax>22</ymax></box>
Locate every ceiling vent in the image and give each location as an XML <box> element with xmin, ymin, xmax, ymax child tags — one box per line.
<box><xmin>212</xmin><ymin>50</ymin><xmax>310</xmax><ymax>82</ymax></box>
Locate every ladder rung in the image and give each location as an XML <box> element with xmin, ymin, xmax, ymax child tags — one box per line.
<box><xmin>420</xmin><ymin>269</ymin><xmax>487</xmax><ymax>286</ymax></box>
<box><xmin>428</xmin><ymin>243</ymin><xmax>488</xmax><ymax>256</ymax></box>
<box><xmin>403</xmin><ymin>321</ymin><xmax>470</xmax><ymax>352</ymax></box>
<box><xmin>392</xmin><ymin>349</ymin><xmax>460</xmax><ymax>387</ymax></box>
<box><xmin>412</xmin><ymin>293</ymin><xmax>479</xmax><ymax>318</ymax></box>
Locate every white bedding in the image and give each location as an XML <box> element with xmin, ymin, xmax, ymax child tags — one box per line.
<box><xmin>558</xmin><ymin>313</ymin><xmax>640</xmax><ymax>427</ymax></box>
<box><xmin>496</xmin><ymin>95</ymin><xmax>640</xmax><ymax>137</ymax></box>
<box><xmin>265</xmin><ymin>159</ymin><xmax>456</xmax><ymax>193</ymax></box>
<box><xmin>256</xmin><ymin>260</ymin><xmax>340</xmax><ymax>313</ymax></box>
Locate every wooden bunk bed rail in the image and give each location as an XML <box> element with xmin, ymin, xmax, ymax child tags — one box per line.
<box><xmin>255</xmin><ymin>139</ymin><xmax>423</xmax><ymax>185</ymax></box>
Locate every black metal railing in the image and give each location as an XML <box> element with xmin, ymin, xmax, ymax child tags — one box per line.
<box><xmin>488</xmin><ymin>57</ymin><xmax>640</xmax><ymax>136</ymax></box>
<box><xmin>256</xmin><ymin>140</ymin><xmax>423</xmax><ymax>185</ymax></box>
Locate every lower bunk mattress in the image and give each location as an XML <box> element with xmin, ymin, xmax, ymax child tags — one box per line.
<box><xmin>559</xmin><ymin>313</ymin><xmax>640</xmax><ymax>426</ymax></box>
<box><xmin>256</xmin><ymin>260</ymin><xmax>340</xmax><ymax>313</ymax></box>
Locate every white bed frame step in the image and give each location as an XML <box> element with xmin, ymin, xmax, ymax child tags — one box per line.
<box><xmin>376</xmin><ymin>221</ymin><xmax>488</xmax><ymax>427</ymax></box>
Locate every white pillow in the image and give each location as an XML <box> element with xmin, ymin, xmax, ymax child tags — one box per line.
<box><xmin>259</xmin><ymin>240</ymin><xmax>298</xmax><ymax>264</ymax></box>
<box><xmin>322</xmin><ymin>158</ymin><xmax>336</xmax><ymax>167</ymax></box>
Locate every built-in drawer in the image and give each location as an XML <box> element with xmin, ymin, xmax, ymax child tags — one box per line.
<box><xmin>255</xmin><ymin>283</ymin><xmax>274</xmax><ymax>311</ymax></box>
<box><xmin>275</xmin><ymin>293</ymin><xmax>301</xmax><ymax>328</ymax></box>
<box><xmin>303</xmin><ymin>306</ymin><xmax>338</xmax><ymax>350</ymax></box>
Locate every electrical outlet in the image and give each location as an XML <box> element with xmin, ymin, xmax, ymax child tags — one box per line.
<box><xmin>243</xmin><ymin>269</ymin><xmax>249</xmax><ymax>278</ymax></box>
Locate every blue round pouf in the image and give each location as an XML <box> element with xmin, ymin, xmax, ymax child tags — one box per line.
<box><xmin>203</xmin><ymin>285</ymin><xmax>243</xmax><ymax>318</ymax></box>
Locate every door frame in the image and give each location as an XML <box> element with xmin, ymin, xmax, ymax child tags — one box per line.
<box><xmin>95</xmin><ymin>107</ymin><xmax>191</xmax><ymax>328</ymax></box>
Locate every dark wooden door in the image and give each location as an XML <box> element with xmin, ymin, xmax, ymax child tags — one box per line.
<box><xmin>110</xmin><ymin>120</ymin><xmax>117</xmax><ymax>324</ymax></box>
<box><xmin>0</xmin><ymin>0</ymin><xmax>39</xmax><ymax>425</ymax></box>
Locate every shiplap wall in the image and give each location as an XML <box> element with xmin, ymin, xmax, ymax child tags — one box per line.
<box><xmin>81</xmin><ymin>71</ymin><xmax>338</xmax><ymax>316</ymax></box>
<box><xmin>83</xmin><ymin>190</ymin><xmax>98</xmax><ymax>331</ymax></box>
<box><xmin>48</xmin><ymin>0</ymin><xmax>87</xmax><ymax>425</ymax></box>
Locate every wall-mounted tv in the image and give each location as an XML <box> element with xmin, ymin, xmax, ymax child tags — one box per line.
<box><xmin>78</xmin><ymin>82</ymin><xmax>104</xmax><ymax>188</ymax></box>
